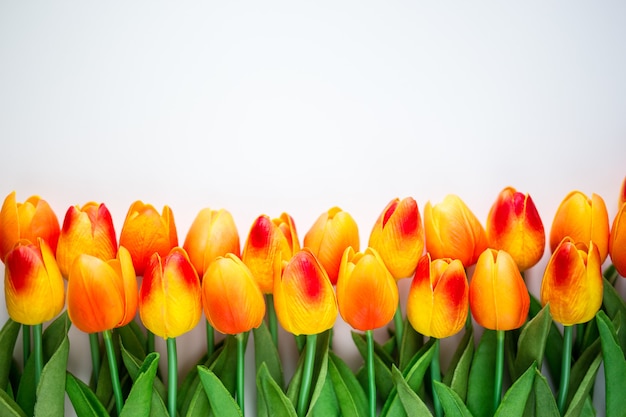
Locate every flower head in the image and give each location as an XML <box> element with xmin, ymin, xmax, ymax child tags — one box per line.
<box><xmin>610</xmin><ymin>177</ymin><xmax>626</xmax><ymax>277</ymax></box>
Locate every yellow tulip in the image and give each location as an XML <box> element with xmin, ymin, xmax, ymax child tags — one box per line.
<box><xmin>610</xmin><ymin>178</ymin><xmax>626</xmax><ymax>276</ymax></box>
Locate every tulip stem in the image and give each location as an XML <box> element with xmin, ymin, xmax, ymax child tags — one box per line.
<box><xmin>366</xmin><ymin>330</ymin><xmax>376</xmax><ymax>417</ymax></box>
<box><xmin>431</xmin><ymin>338</ymin><xmax>442</xmax><ymax>417</ymax></box>
<box><xmin>266</xmin><ymin>294</ymin><xmax>279</xmax><ymax>347</ymax></box>
<box><xmin>33</xmin><ymin>324</ymin><xmax>43</xmax><ymax>388</ymax></box>
<box><xmin>236</xmin><ymin>332</ymin><xmax>246</xmax><ymax>415</ymax></box>
<box><xmin>493</xmin><ymin>330</ymin><xmax>505</xmax><ymax>414</ymax></box>
<box><xmin>297</xmin><ymin>333</ymin><xmax>317</xmax><ymax>417</ymax></box>
<box><xmin>558</xmin><ymin>325</ymin><xmax>573</xmax><ymax>415</ymax></box>
<box><xmin>393</xmin><ymin>303</ymin><xmax>404</xmax><ymax>347</ymax></box>
<box><xmin>206</xmin><ymin>320</ymin><xmax>215</xmax><ymax>358</ymax></box>
<box><xmin>22</xmin><ymin>325</ymin><xmax>31</xmax><ymax>369</ymax></box>
<box><xmin>102</xmin><ymin>329</ymin><xmax>123</xmax><ymax>416</ymax></box>
<box><xmin>167</xmin><ymin>337</ymin><xmax>178</xmax><ymax>417</ymax></box>
<box><xmin>89</xmin><ymin>333</ymin><xmax>101</xmax><ymax>388</ymax></box>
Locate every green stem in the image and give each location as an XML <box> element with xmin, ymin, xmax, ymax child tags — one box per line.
<box><xmin>89</xmin><ymin>332</ymin><xmax>101</xmax><ymax>388</ymax></box>
<box><xmin>558</xmin><ymin>325</ymin><xmax>573</xmax><ymax>415</ymax></box>
<box><xmin>167</xmin><ymin>337</ymin><xmax>178</xmax><ymax>417</ymax></box>
<box><xmin>494</xmin><ymin>330</ymin><xmax>505</xmax><ymax>414</ymax></box>
<box><xmin>297</xmin><ymin>333</ymin><xmax>318</xmax><ymax>417</ymax></box>
<box><xmin>206</xmin><ymin>320</ymin><xmax>215</xmax><ymax>358</ymax></box>
<box><xmin>103</xmin><ymin>329</ymin><xmax>123</xmax><ymax>416</ymax></box>
<box><xmin>33</xmin><ymin>324</ymin><xmax>43</xmax><ymax>388</ymax></box>
<box><xmin>431</xmin><ymin>338</ymin><xmax>442</xmax><ymax>417</ymax></box>
<box><xmin>236</xmin><ymin>332</ymin><xmax>247</xmax><ymax>415</ymax></box>
<box><xmin>266</xmin><ymin>294</ymin><xmax>278</xmax><ymax>347</ymax></box>
<box><xmin>22</xmin><ymin>325</ymin><xmax>30</xmax><ymax>369</ymax></box>
<box><xmin>393</xmin><ymin>302</ymin><xmax>404</xmax><ymax>346</ymax></box>
<box><xmin>147</xmin><ymin>329</ymin><xmax>155</xmax><ymax>353</ymax></box>
<box><xmin>366</xmin><ymin>330</ymin><xmax>376</xmax><ymax>417</ymax></box>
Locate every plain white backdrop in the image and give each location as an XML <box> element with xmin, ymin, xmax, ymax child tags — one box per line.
<box><xmin>1</xmin><ymin>2</ymin><xmax>625</xmax><ymax>416</ymax></box>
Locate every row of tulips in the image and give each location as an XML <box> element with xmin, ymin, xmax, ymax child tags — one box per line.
<box><xmin>0</xmin><ymin>179</ymin><xmax>625</xmax><ymax>417</ymax></box>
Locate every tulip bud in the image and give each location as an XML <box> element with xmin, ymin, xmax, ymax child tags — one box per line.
<box><xmin>273</xmin><ymin>249</ymin><xmax>338</xmax><ymax>335</ymax></box>
<box><xmin>610</xmin><ymin>184</ymin><xmax>626</xmax><ymax>277</ymax></box>
<box><xmin>469</xmin><ymin>249</ymin><xmax>529</xmax><ymax>331</ymax></box>
<box><xmin>120</xmin><ymin>201</ymin><xmax>178</xmax><ymax>276</ymax></box>
<box><xmin>541</xmin><ymin>238</ymin><xmax>603</xmax><ymax>326</ymax></box>
<box><xmin>486</xmin><ymin>187</ymin><xmax>545</xmax><ymax>271</ymax></box>
<box><xmin>368</xmin><ymin>197</ymin><xmax>424</xmax><ymax>279</ymax></box>
<box><xmin>549</xmin><ymin>191</ymin><xmax>609</xmax><ymax>263</ymax></box>
<box><xmin>183</xmin><ymin>208</ymin><xmax>240</xmax><ymax>277</ymax></box>
<box><xmin>67</xmin><ymin>247</ymin><xmax>138</xmax><ymax>333</ymax></box>
<box><xmin>336</xmin><ymin>247</ymin><xmax>398</xmax><ymax>331</ymax></box>
<box><xmin>304</xmin><ymin>207</ymin><xmax>360</xmax><ymax>285</ymax></box>
<box><xmin>4</xmin><ymin>238</ymin><xmax>64</xmax><ymax>325</ymax></box>
<box><xmin>56</xmin><ymin>202</ymin><xmax>117</xmax><ymax>278</ymax></box>
<box><xmin>139</xmin><ymin>247</ymin><xmax>201</xmax><ymax>339</ymax></box>
<box><xmin>202</xmin><ymin>254</ymin><xmax>265</xmax><ymax>335</ymax></box>
<box><xmin>620</xmin><ymin>177</ymin><xmax>626</xmax><ymax>208</ymax></box>
<box><xmin>424</xmin><ymin>195</ymin><xmax>488</xmax><ymax>267</ymax></box>
<box><xmin>407</xmin><ymin>254</ymin><xmax>468</xmax><ymax>339</ymax></box>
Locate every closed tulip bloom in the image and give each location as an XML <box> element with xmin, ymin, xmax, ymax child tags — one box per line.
<box><xmin>486</xmin><ymin>187</ymin><xmax>545</xmax><ymax>272</ymax></box>
<box><xmin>0</xmin><ymin>191</ymin><xmax>60</xmax><ymax>262</ymax></box>
<box><xmin>549</xmin><ymin>191</ymin><xmax>609</xmax><ymax>263</ymax></box>
<box><xmin>120</xmin><ymin>201</ymin><xmax>178</xmax><ymax>276</ymax></box>
<box><xmin>273</xmin><ymin>213</ymin><xmax>301</xmax><ymax>255</ymax></box>
<box><xmin>139</xmin><ymin>247</ymin><xmax>201</xmax><ymax>339</ymax></box>
<box><xmin>4</xmin><ymin>238</ymin><xmax>64</xmax><ymax>325</ymax></box>
<box><xmin>56</xmin><ymin>202</ymin><xmax>117</xmax><ymax>278</ymax></box>
<box><xmin>67</xmin><ymin>246</ymin><xmax>138</xmax><ymax>333</ymax></box>
<box><xmin>183</xmin><ymin>208</ymin><xmax>240</xmax><ymax>277</ymax></box>
<box><xmin>368</xmin><ymin>197</ymin><xmax>424</xmax><ymax>279</ymax></box>
<box><xmin>304</xmin><ymin>207</ymin><xmax>360</xmax><ymax>285</ymax></box>
<box><xmin>610</xmin><ymin>187</ymin><xmax>626</xmax><ymax>277</ymax></box>
<box><xmin>273</xmin><ymin>249</ymin><xmax>338</xmax><ymax>335</ymax></box>
<box><xmin>202</xmin><ymin>254</ymin><xmax>265</xmax><ymax>335</ymax></box>
<box><xmin>424</xmin><ymin>195</ymin><xmax>488</xmax><ymax>267</ymax></box>
<box><xmin>407</xmin><ymin>254</ymin><xmax>468</xmax><ymax>339</ymax></box>
<box><xmin>541</xmin><ymin>238</ymin><xmax>603</xmax><ymax>326</ymax></box>
<box><xmin>336</xmin><ymin>247</ymin><xmax>398</xmax><ymax>331</ymax></box>
<box><xmin>469</xmin><ymin>249</ymin><xmax>529</xmax><ymax>331</ymax></box>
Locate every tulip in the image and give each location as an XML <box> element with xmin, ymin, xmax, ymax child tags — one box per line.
<box><xmin>56</xmin><ymin>202</ymin><xmax>117</xmax><ymax>278</ymax></box>
<box><xmin>424</xmin><ymin>195</ymin><xmax>488</xmax><ymax>267</ymax></box>
<box><xmin>183</xmin><ymin>207</ymin><xmax>240</xmax><ymax>277</ymax></box>
<box><xmin>610</xmin><ymin>178</ymin><xmax>626</xmax><ymax>277</ymax></box>
<box><xmin>486</xmin><ymin>187</ymin><xmax>545</xmax><ymax>272</ymax></box>
<box><xmin>0</xmin><ymin>191</ymin><xmax>60</xmax><ymax>262</ymax></box>
<box><xmin>119</xmin><ymin>200</ymin><xmax>178</xmax><ymax>276</ymax></box>
<box><xmin>303</xmin><ymin>207</ymin><xmax>360</xmax><ymax>285</ymax></box>
<box><xmin>549</xmin><ymin>191</ymin><xmax>609</xmax><ymax>263</ymax></box>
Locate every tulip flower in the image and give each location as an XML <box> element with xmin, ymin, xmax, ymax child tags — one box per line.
<box><xmin>56</xmin><ymin>202</ymin><xmax>117</xmax><ymax>278</ymax></box>
<box><xmin>424</xmin><ymin>195</ymin><xmax>488</xmax><ymax>267</ymax></box>
<box><xmin>119</xmin><ymin>200</ymin><xmax>178</xmax><ymax>276</ymax></box>
<box><xmin>486</xmin><ymin>187</ymin><xmax>545</xmax><ymax>272</ymax></box>
<box><xmin>549</xmin><ymin>191</ymin><xmax>609</xmax><ymax>263</ymax></box>
<box><xmin>0</xmin><ymin>191</ymin><xmax>60</xmax><ymax>262</ymax></box>
<box><xmin>610</xmin><ymin>178</ymin><xmax>626</xmax><ymax>277</ymax></box>
<box><xmin>303</xmin><ymin>207</ymin><xmax>360</xmax><ymax>285</ymax></box>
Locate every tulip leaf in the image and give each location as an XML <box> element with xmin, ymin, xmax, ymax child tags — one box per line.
<box><xmin>529</xmin><ymin>295</ymin><xmax>563</xmax><ymax>387</ymax></box>
<box><xmin>121</xmin><ymin>343</ymin><xmax>169</xmax><ymax>417</ymax></box>
<box><xmin>177</xmin><ymin>351</ymin><xmax>213</xmax><ymax>416</ymax></box>
<box><xmin>253</xmin><ymin>321</ymin><xmax>284</xmax><ymax>389</ymax></box>
<box><xmin>184</xmin><ymin>383</ymin><xmax>211</xmax><ymax>417</ymax></box>
<box><xmin>257</xmin><ymin>363</ymin><xmax>297</xmax><ymax>417</ymax></box>
<box><xmin>442</xmin><ymin>326</ymin><xmax>474</xmax><ymax>402</ymax></box>
<box><xmin>65</xmin><ymin>372</ymin><xmax>109</xmax><ymax>417</ymax></box>
<box><xmin>526</xmin><ymin>368</ymin><xmax>559</xmax><ymax>417</ymax></box>
<box><xmin>514</xmin><ymin>304</ymin><xmax>551</xmax><ymax>379</ymax></box>
<box><xmin>117</xmin><ymin>324</ymin><xmax>147</xmax><ymax>363</ymax></box>
<box><xmin>120</xmin><ymin>352</ymin><xmax>161</xmax><ymax>417</ymax></box>
<box><xmin>0</xmin><ymin>388</ymin><xmax>27</xmax><ymax>417</ymax></box>
<box><xmin>33</xmin><ymin>333</ymin><xmax>69</xmax><ymax>417</ymax></box>
<box><xmin>351</xmin><ymin>331</ymin><xmax>394</xmax><ymax>399</ymax></box>
<box><xmin>96</xmin><ymin>347</ymin><xmax>115</xmax><ymax>414</ymax></box>
<box><xmin>467</xmin><ymin>329</ymin><xmax>497</xmax><ymax>417</ymax></box>
<box><xmin>399</xmin><ymin>318</ymin><xmax>424</xmax><ymax>372</ymax></box>
<box><xmin>565</xmin><ymin>335</ymin><xmax>601</xmax><ymax>408</ymax></box>
<box><xmin>602</xmin><ymin>278</ymin><xmax>626</xmax><ymax>351</ymax></box>
<box><xmin>0</xmin><ymin>320</ymin><xmax>20</xmax><ymax>391</ymax></box>
<box><xmin>493</xmin><ymin>362</ymin><xmax>535</xmax><ymax>417</ymax></box>
<box><xmin>596</xmin><ymin>310</ymin><xmax>626</xmax><ymax>417</ymax></box>
<box><xmin>197</xmin><ymin>366</ymin><xmax>242</xmax><ymax>417</ymax></box>
<box><xmin>433</xmin><ymin>381</ymin><xmax>473</xmax><ymax>417</ymax></box>
<box><xmin>562</xmin><ymin>353</ymin><xmax>601</xmax><ymax>417</ymax></box>
<box><xmin>307</xmin><ymin>370</ymin><xmax>339</xmax><ymax>417</ymax></box>
<box><xmin>327</xmin><ymin>352</ymin><xmax>368</xmax><ymax>417</ymax></box>
<box><xmin>390</xmin><ymin>365</ymin><xmax>432</xmax><ymax>417</ymax></box>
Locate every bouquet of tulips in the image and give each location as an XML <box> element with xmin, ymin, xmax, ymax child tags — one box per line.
<box><xmin>0</xmin><ymin>178</ymin><xmax>625</xmax><ymax>417</ymax></box>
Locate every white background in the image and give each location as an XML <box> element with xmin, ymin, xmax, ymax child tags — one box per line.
<box><xmin>1</xmin><ymin>2</ymin><xmax>625</xmax><ymax>416</ymax></box>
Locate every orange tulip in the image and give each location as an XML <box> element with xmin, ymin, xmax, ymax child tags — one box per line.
<box><xmin>336</xmin><ymin>247</ymin><xmax>398</xmax><ymax>331</ymax></box>
<box><xmin>469</xmin><ymin>249</ymin><xmax>529</xmax><ymax>331</ymax></box>
<box><xmin>56</xmin><ymin>202</ymin><xmax>117</xmax><ymax>278</ymax></box>
<box><xmin>4</xmin><ymin>238</ymin><xmax>64</xmax><ymax>325</ymax></box>
<box><xmin>303</xmin><ymin>207</ymin><xmax>359</xmax><ymax>285</ymax></box>
<box><xmin>202</xmin><ymin>254</ymin><xmax>265</xmax><ymax>335</ymax></box>
<box><xmin>549</xmin><ymin>191</ymin><xmax>609</xmax><ymax>263</ymax></box>
<box><xmin>486</xmin><ymin>187</ymin><xmax>545</xmax><ymax>271</ymax></box>
<box><xmin>610</xmin><ymin>188</ymin><xmax>626</xmax><ymax>277</ymax></box>
<box><xmin>368</xmin><ymin>197</ymin><xmax>424</xmax><ymax>279</ymax></box>
<box><xmin>183</xmin><ymin>208</ymin><xmax>240</xmax><ymax>277</ymax></box>
<box><xmin>0</xmin><ymin>191</ymin><xmax>60</xmax><ymax>262</ymax></box>
<box><xmin>119</xmin><ymin>201</ymin><xmax>178</xmax><ymax>276</ymax></box>
<box><xmin>139</xmin><ymin>247</ymin><xmax>201</xmax><ymax>339</ymax></box>
<box><xmin>273</xmin><ymin>249</ymin><xmax>338</xmax><ymax>335</ymax></box>
<box><xmin>620</xmin><ymin>177</ymin><xmax>626</xmax><ymax>208</ymax></box>
<box><xmin>407</xmin><ymin>254</ymin><xmax>468</xmax><ymax>339</ymax></box>
<box><xmin>424</xmin><ymin>195</ymin><xmax>488</xmax><ymax>267</ymax></box>
<box><xmin>541</xmin><ymin>238</ymin><xmax>603</xmax><ymax>326</ymax></box>
<box><xmin>67</xmin><ymin>246</ymin><xmax>138</xmax><ymax>333</ymax></box>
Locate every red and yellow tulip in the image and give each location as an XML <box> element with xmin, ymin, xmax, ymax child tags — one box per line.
<box><xmin>368</xmin><ymin>197</ymin><xmax>424</xmax><ymax>279</ymax></box>
<box><xmin>469</xmin><ymin>249</ymin><xmax>529</xmax><ymax>331</ymax></box>
<box><xmin>139</xmin><ymin>247</ymin><xmax>201</xmax><ymax>339</ymax></box>
<box><xmin>610</xmin><ymin>178</ymin><xmax>626</xmax><ymax>277</ymax></box>
<box><xmin>541</xmin><ymin>238</ymin><xmax>603</xmax><ymax>326</ymax></box>
<box><xmin>202</xmin><ymin>254</ymin><xmax>265</xmax><ymax>335</ymax></box>
<box><xmin>67</xmin><ymin>246</ymin><xmax>138</xmax><ymax>333</ymax></box>
<box><xmin>486</xmin><ymin>187</ymin><xmax>545</xmax><ymax>272</ymax></box>
<box><xmin>336</xmin><ymin>247</ymin><xmax>398</xmax><ymax>331</ymax></box>
<box><xmin>56</xmin><ymin>202</ymin><xmax>117</xmax><ymax>278</ymax></box>
<box><xmin>4</xmin><ymin>238</ymin><xmax>64</xmax><ymax>325</ymax></box>
<box><xmin>407</xmin><ymin>254</ymin><xmax>468</xmax><ymax>339</ymax></box>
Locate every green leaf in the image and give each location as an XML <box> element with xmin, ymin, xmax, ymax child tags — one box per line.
<box><xmin>253</xmin><ymin>321</ymin><xmax>284</xmax><ymax>389</ymax></box>
<box><xmin>514</xmin><ymin>305</ymin><xmax>551</xmax><ymax>380</ymax></box>
<box><xmin>433</xmin><ymin>381</ymin><xmax>473</xmax><ymax>417</ymax></box>
<box><xmin>390</xmin><ymin>365</ymin><xmax>432</xmax><ymax>417</ymax></box>
<box><xmin>120</xmin><ymin>352</ymin><xmax>161</xmax><ymax>417</ymax></box>
<box><xmin>0</xmin><ymin>387</ymin><xmax>28</xmax><ymax>417</ymax></box>
<box><xmin>306</xmin><ymin>336</ymin><xmax>338</xmax><ymax>417</ymax></box>
<box><xmin>351</xmin><ymin>331</ymin><xmax>394</xmax><ymax>399</ymax></box>
<box><xmin>116</xmin><ymin>324</ymin><xmax>147</xmax><ymax>363</ymax></box>
<box><xmin>0</xmin><ymin>320</ymin><xmax>21</xmax><ymax>391</ymax></box>
<box><xmin>184</xmin><ymin>384</ymin><xmax>210</xmax><ymax>417</ymax></box>
<box><xmin>65</xmin><ymin>372</ymin><xmax>109</xmax><ymax>417</ymax></box>
<box><xmin>34</xmin><ymin>333</ymin><xmax>69</xmax><ymax>417</ymax></box>
<box><xmin>529</xmin><ymin>295</ymin><xmax>563</xmax><ymax>384</ymax></box>
<box><xmin>596</xmin><ymin>310</ymin><xmax>626</xmax><ymax>417</ymax></box>
<box><xmin>197</xmin><ymin>366</ymin><xmax>242</xmax><ymax>417</ymax></box>
<box><xmin>442</xmin><ymin>327</ymin><xmax>474</xmax><ymax>402</ymax></box>
<box><xmin>527</xmin><ymin>369</ymin><xmax>559</xmax><ymax>417</ymax></box>
<box><xmin>467</xmin><ymin>329</ymin><xmax>497</xmax><ymax>417</ymax></box>
<box><xmin>563</xmin><ymin>353</ymin><xmax>602</xmax><ymax>417</ymax></box>
<box><xmin>398</xmin><ymin>319</ymin><xmax>424</xmax><ymax>372</ymax></box>
<box><xmin>327</xmin><ymin>352</ymin><xmax>368</xmax><ymax>417</ymax></box>
<box><xmin>120</xmin><ymin>344</ymin><xmax>168</xmax><ymax>417</ymax></box>
<box><xmin>602</xmin><ymin>278</ymin><xmax>626</xmax><ymax>352</ymax></box>
<box><xmin>566</xmin><ymin>336</ymin><xmax>601</xmax><ymax>409</ymax></box>
<box><xmin>257</xmin><ymin>363</ymin><xmax>297</xmax><ymax>417</ymax></box>
<box><xmin>494</xmin><ymin>362</ymin><xmax>535</xmax><ymax>417</ymax></box>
